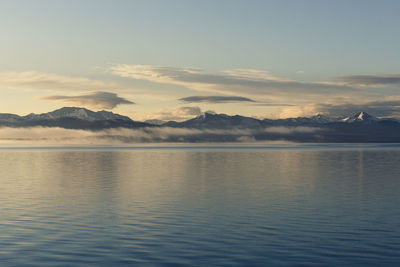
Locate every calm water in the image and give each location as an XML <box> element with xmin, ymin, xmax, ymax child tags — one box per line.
<box><xmin>0</xmin><ymin>145</ymin><xmax>400</xmax><ymax>266</ymax></box>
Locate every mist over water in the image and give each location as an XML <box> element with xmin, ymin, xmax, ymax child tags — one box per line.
<box><xmin>0</xmin><ymin>126</ymin><xmax>322</xmax><ymax>144</ymax></box>
<box><xmin>0</xmin><ymin>147</ymin><xmax>400</xmax><ymax>265</ymax></box>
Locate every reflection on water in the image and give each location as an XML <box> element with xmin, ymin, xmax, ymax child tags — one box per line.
<box><xmin>0</xmin><ymin>148</ymin><xmax>400</xmax><ymax>265</ymax></box>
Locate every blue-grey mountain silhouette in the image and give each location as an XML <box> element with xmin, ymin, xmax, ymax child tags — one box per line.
<box><xmin>0</xmin><ymin>108</ymin><xmax>399</xmax><ymax>142</ymax></box>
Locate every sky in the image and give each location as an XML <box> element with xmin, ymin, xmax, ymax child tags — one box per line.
<box><xmin>1</xmin><ymin>0</ymin><xmax>400</xmax><ymax>121</ymax></box>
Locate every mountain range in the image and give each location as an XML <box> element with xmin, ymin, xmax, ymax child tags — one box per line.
<box><xmin>1</xmin><ymin>107</ymin><xmax>399</xmax><ymax>142</ymax></box>
<box><xmin>0</xmin><ymin>107</ymin><xmax>151</xmax><ymax>130</ymax></box>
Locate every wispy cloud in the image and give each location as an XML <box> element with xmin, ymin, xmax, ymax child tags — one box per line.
<box><xmin>110</xmin><ymin>65</ymin><xmax>359</xmax><ymax>98</ymax></box>
<box><xmin>39</xmin><ymin>91</ymin><xmax>134</xmax><ymax>109</ymax></box>
<box><xmin>337</xmin><ymin>74</ymin><xmax>400</xmax><ymax>85</ymax></box>
<box><xmin>250</xmin><ymin>102</ymin><xmax>295</xmax><ymax>107</ymax></box>
<box><xmin>279</xmin><ymin>98</ymin><xmax>400</xmax><ymax>118</ymax></box>
<box><xmin>0</xmin><ymin>126</ymin><xmax>321</xmax><ymax>144</ymax></box>
<box><xmin>179</xmin><ymin>95</ymin><xmax>255</xmax><ymax>103</ymax></box>
<box><xmin>0</xmin><ymin>71</ymin><xmax>124</xmax><ymax>92</ymax></box>
<box><xmin>264</xmin><ymin>126</ymin><xmax>322</xmax><ymax>134</ymax></box>
<box><xmin>143</xmin><ymin>106</ymin><xmax>203</xmax><ymax>121</ymax></box>
<box><xmin>179</xmin><ymin>95</ymin><xmax>294</xmax><ymax>106</ymax></box>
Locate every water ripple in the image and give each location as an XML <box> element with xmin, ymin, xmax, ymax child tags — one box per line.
<box><xmin>0</xmin><ymin>148</ymin><xmax>399</xmax><ymax>265</ymax></box>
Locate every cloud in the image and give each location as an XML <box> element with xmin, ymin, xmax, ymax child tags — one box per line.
<box><xmin>337</xmin><ymin>74</ymin><xmax>400</xmax><ymax>85</ymax></box>
<box><xmin>0</xmin><ymin>126</ymin><xmax>321</xmax><ymax>144</ymax></box>
<box><xmin>179</xmin><ymin>95</ymin><xmax>255</xmax><ymax>103</ymax></box>
<box><xmin>39</xmin><ymin>91</ymin><xmax>134</xmax><ymax>109</ymax></box>
<box><xmin>143</xmin><ymin>106</ymin><xmax>203</xmax><ymax>121</ymax></box>
<box><xmin>110</xmin><ymin>65</ymin><xmax>359</xmax><ymax>98</ymax></box>
<box><xmin>0</xmin><ymin>71</ymin><xmax>126</xmax><ymax>92</ymax></box>
<box><xmin>0</xmin><ymin>127</ymin><xmax>96</xmax><ymax>144</ymax></box>
<box><xmin>278</xmin><ymin>98</ymin><xmax>400</xmax><ymax>118</ymax></box>
<box><xmin>264</xmin><ymin>126</ymin><xmax>322</xmax><ymax>134</ymax></box>
<box><xmin>0</xmin><ymin>126</ymin><xmax>238</xmax><ymax>144</ymax></box>
<box><xmin>250</xmin><ymin>102</ymin><xmax>295</xmax><ymax>107</ymax></box>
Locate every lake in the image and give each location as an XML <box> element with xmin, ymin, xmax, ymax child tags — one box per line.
<box><xmin>0</xmin><ymin>144</ymin><xmax>400</xmax><ymax>266</ymax></box>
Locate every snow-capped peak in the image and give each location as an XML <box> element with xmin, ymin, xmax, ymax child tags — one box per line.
<box><xmin>342</xmin><ymin>111</ymin><xmax>377</xmax><ymax>123</ymax></box>
<box><xmin>357</xmin><ymin>112</ymin><xmax>367</xmax><ymax>120</ymax></box>
<box><xmin>23</xmin><ymin>107</ymin><xmax>132</xmax><ymax>122</ymax></box>
<box><xmin>310</xmin><ymin>114</ymin><xmax>335</xmax><ymax>123</ymax></box>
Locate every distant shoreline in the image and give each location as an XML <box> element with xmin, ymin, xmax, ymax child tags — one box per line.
<box><xmin>1</xmin><ymin>143</ymin><xmax>400</xmax><ymax>151</ymax></box>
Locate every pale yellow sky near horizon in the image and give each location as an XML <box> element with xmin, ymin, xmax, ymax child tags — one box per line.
<box><xmin>0</xmin><ymin>66</ymin><xmax>399</xmax><ymax>121</ymax></box>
